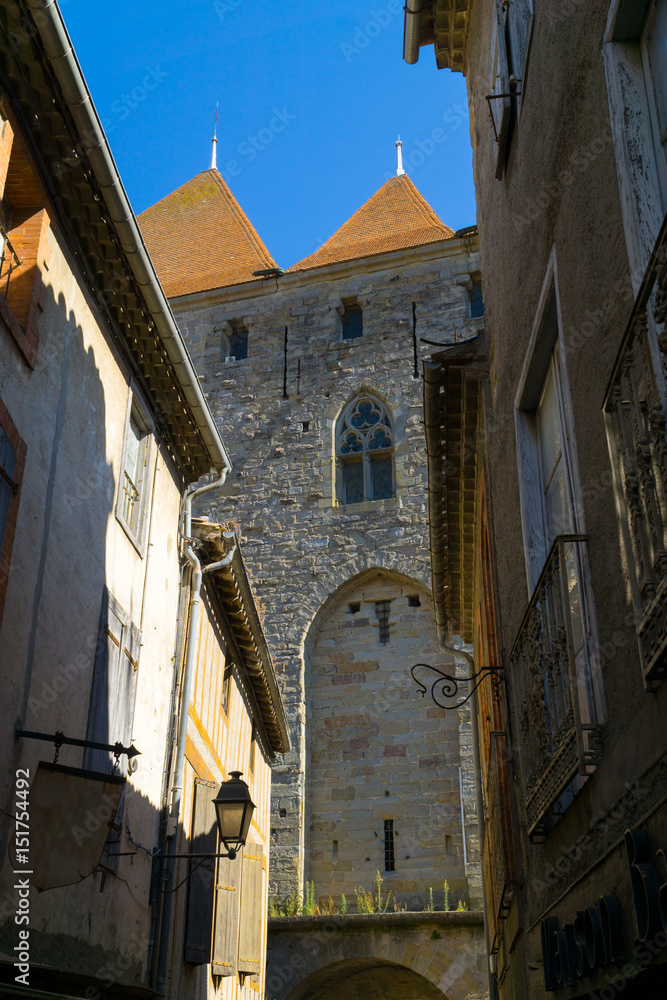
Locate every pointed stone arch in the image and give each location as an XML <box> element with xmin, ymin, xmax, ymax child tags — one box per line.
<box><xmin>300</xmin><ymin>566</ymin><xmax>472</xmax><ymax>912</ymax></box>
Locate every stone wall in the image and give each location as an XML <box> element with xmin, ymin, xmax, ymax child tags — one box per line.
<box><xmin>266</xmin><ymin>912</ymin><xmax>488</xmax><ymax>1000</ymax></box>
<box><xmin>307</xmin><ymin>572</ymin><xmax>468</xmax><ymax>910</ymax></box>
<box><xmin>173</xmin><ymin>238</ymin><xmax>483</xmax><ymax>901</ymax></box>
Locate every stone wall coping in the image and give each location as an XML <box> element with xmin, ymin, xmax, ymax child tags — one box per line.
<box><xmin>268</xmin><ymin>910</ymin><xmax>484</xmax><ymax>932</ymax></box>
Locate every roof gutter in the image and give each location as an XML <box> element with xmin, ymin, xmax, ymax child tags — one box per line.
<box><xmin>403</xmin><ymin>0</ymin><xmax>423</xmax><ymax>64</ymax></box>
<box><xmin>423</xmin><ymin>359</ymin><xmax>448</xmax><ymax>641</ymax></box>
<box><xmin>25</xmin><ymin>0</ymin><xmax>230</xmax><ymax>475</ymax></box>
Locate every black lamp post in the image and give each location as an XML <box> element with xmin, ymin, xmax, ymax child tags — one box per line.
<box><xmin>213</xmin><ymin>771</ymin><xmax>255</xmax><ymax>860</ymax></box>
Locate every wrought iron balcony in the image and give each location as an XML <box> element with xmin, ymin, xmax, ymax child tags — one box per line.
<box><xmin>510</xmin><ymin>535</ymin><xmax>604</xmax><ymax>841</ymax></box>
<box><xmin>604</xmin><ymin>215</ymin><xmax>667</xmax><ymax>688</ymax></box>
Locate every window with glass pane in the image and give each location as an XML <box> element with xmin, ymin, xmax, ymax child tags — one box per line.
<box><xmin>229</xmin><ymin>328</ymin><xmax>248</xmax><ymax>360</ymax></box>
<box><xmin>371</xmin><ymin>457</ymin><xmax>392</xmax><ymax>500</ymax></box>
<box><xmin>341</xmin><ymin>304</ymin><xmax>363</xmax><ymax>340</ymax></box>
<box><xmin>336</xmin><ymin>394</ymin><xmax>393</xmax><ymax>504</ymax></box>
<box><xmin>536</xmin><ymin>356</ymin><xmax>572</xmax><ymax>547</ymax></box>
<box><xmin>118</xmin><ymin>398</ymin><xmax>151</xmax><ymax>545</ymax></box>
<box><xmin>344</xmin><ymin>461</ymin><xmax>363</xmax><ymax>504</ymax></box>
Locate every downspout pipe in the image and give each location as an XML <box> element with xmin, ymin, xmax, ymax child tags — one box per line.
<box><xmin>403</xmin><ymin>0</ymin><xmax>423</xmax><ymax>64</ymax></box>
<box><xmin>155</xmin><ymin>467</ymin><xmax>233</xmax><ymax>993</ymax></box>
<box><xmin>25</xmin><ymin>0</ymin><xmax>229</xmax><ymax>473</ymax></box>
<box><xmin>441</xmin><ymin>637</ymin><xmax>498</xmax><ymax>1000</ymax></box>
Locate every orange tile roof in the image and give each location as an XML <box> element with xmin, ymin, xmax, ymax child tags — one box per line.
<box><xmin>138</xmin><ymin>169</ymin><xmax>277</xmax><ymax>297</ymax></box>
<box><xmin>288</xmin><ymin>174</ymin><xmax>454</xmax><ymax>272</ymax></box>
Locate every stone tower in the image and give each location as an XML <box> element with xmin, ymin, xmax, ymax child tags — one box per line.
<box><xmin>140</xmin><ymin>165</ymin><xmax>484</xmax><ymax>911</ymax></box>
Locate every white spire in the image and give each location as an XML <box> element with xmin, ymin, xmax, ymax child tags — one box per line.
<box><xmin>209</xmin><ymin>104</ymin><xmax>218</xmax><ymax>170</ymax></box>
<box><xmin>396</xmin><ymin>135</ymin><xmax>406</xmax><ymax>177</ymax></box>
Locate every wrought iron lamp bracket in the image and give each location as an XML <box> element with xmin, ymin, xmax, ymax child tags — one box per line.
<box><xmin>411</xmin><ymin>661</ymin><xmax>504</xmax><ymax>710</ymax></box>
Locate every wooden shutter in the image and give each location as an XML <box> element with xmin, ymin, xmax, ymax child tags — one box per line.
<box><xmin>211</xmin><ymin>852</ymin><xmax>241</xmax><ymax>977</ymax></box>
<box><xmin>184</xmin><ymin>779</ymin><xmax>217</xmax><ymax>965</ymax></box>
<box><xmin>83</xmin><ymin>589</ymin><xmax>141</xmax><ymax>872</ymax></box>
<box><xmin>490</xmin><ymin>0</ymin><xmax>512</xmax><ymax>179</ymax></box>
<box><xmin>237</xmin><ymin>845</ymin><xmax>264</xmax><ymax>976</ymax></box>
<box><xmin>84</xmin><ymin>590</ymin><xmax>141</xmax><ymax>775</ymax></box>
<box><xmin>507</xmin><ymin>0</ymin><xmax>533</xmax><ymax>90</ymax></box>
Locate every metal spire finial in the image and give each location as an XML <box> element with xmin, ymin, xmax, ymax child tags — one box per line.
<box><xmin>210</xmin><ymin>104</ymin><xmax>218</xmax><ymax>170</ymax></box>
<box><xmin>396</xmin><ymin>135</ymin><xmax>406</xmax><ymax>177</ymax></box>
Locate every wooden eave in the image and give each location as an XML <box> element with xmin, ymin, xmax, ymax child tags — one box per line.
<box><xmin>421</xmin><ymin>0</ymin><xmax>471</xmax><ymax>74</ymax></box>
<box><xmin>192</xmin><ymin>520</ymin><xmax>290</xmax><ymax>758</ymax></box>
<box><xmin>0</xmin><ymin>0</ymin><xmax>213</xmax><ymax>479</ymax></box>
<box><xmin>423</xmin><ymin>339</ymin><xmax>486</xmax><ymax>642</ymax></box>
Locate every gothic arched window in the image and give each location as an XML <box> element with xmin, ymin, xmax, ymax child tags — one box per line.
<box><xmin>336</xmin><ymin>395</ymin><xmax>394</xmax><ymax>505</ymax></box>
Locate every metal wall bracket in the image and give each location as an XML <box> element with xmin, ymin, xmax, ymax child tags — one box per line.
<box><xmin>411</xmin><ymin>662</ymin><xmax>504</xmax><ymax>710</ymax></box>
<box><xmin>15</xmin><ymin>728</ymin><xmax>140</xmax><ymax>759</ymax></box>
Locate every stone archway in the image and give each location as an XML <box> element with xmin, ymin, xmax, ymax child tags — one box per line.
<box><xmin>285</xmin><ymin>958</ymin><xmax>449</xmax><ymax>1000</ymax></box>
<box><xmin>266</xmin><ymin>912</ymin><xmax>488</xmax><ymax>1000</ymax></box>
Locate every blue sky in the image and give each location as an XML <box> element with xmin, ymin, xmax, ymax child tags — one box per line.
<box><xmin>64</xmin><ymin>0</ymin><xmax>476</xmax><ymax>268</ymax></box>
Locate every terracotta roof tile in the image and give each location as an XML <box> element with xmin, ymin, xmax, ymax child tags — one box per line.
<box><xmin>288</xmin><ymin>175</ymin><xmax>454</xmax><ymax>272</ymax></box>
<box><xmin>138</xmin><ymin>169</ymin><xmax>277</xmax><ymax>297</ymax></box>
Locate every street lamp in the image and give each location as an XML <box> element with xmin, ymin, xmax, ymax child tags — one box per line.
<box><xmin>213</xmin><ymin>771</ymin><xmax>255</xmax><ymax>860</ymax></box>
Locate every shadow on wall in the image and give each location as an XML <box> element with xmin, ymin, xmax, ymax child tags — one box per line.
<box><xmin>0</xmin><ymin>282</ymin><xmax>161</xmax><ymax>989</ymax></box>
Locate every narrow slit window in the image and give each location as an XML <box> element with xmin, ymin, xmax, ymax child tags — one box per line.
<box><xmin>384</xmin><ymin>820</ymin><xmax>395</xmax><ymax>872</ymax></box>
<box><xmin>376</xmin><ymin>601</ymin><xmax>391</xmax><ymax>644</ymax></box>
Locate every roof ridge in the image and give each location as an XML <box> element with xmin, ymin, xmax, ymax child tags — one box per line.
<box><xmin>397</xmin><ymin>175</ymin><xmax>447</xmax><ymax>229</ymax></box>
<box><xmin>208</xmin><ymin>169</ymin><xmax>275</xmax><ymax>270</ymax></box>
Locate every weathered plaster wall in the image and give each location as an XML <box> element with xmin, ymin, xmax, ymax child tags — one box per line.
<box><xmin>173</xmin><ymin>239</ymin><xmax>483</xmax><ymax>901</ymax></box>
<box><xmin>460</xmin><ymin>0</ymin><xmax>667</xmax><ymax>995</ymax></box>
<box><xmin>169</xmin><ymin>580</ymin><xmax>274</xmax><ymax>1000</ymax></box>
<box><xmin>0</xmin><ymin>221</ymin><xmax>183</xmax><ymax>984</ymax></box>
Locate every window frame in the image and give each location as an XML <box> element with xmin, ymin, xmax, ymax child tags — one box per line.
<box><xmin>335</xmin><ymin>298</ymin><xmax>364</xmax><ymax>342</ymax></box>
<box><xmin>219</xmin><ymin>320</ymin><xmax>249</xmax><ymax>362</ymax></box>
<box><xmin>115</xmin><ymin>387</ymin><xmax>154</xmax><ymax>555</ymax></box>
<box><xmin>514</xmin><ymin>256</ymin><xmax>584</xmax><ymax>593</ymax></box>
<box><xmin>335</xmin><ymin>394</ymin><xmax>394</xmax><ymax>506</ymax></box>
<box><xmin>603</xmin><ymin>0</ymin><xmax>667</xmax><ymax>292</ymax></box>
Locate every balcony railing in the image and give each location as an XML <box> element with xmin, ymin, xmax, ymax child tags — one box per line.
<box><xmin>510</xmin><ymin>535</ymin><xmax>604</xmax><ymax>840</ymax></box>
<box><xmin>604</xmin><ymin>214</ymin><xmax>667</xmax><ymax>687</ymax></box>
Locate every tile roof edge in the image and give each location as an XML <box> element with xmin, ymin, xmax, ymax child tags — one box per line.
<box><xmin>287</xmin><ymin>233</ymin><xmax>457</xmax><ymax>273</ymax></box>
